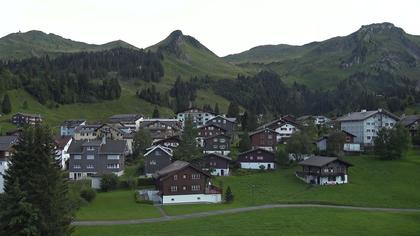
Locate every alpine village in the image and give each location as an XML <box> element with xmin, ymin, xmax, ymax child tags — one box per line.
<box><xmin>0</xmin><ymin>22</ymin><xmax>420</xmax><ymax>236</ymax></box>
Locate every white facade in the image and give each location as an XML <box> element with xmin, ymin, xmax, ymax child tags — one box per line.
<box><xmin>275</xmin><ymin>123</ymin><xmax>298</xmax><ymax>141</ymax></box>
<box><xmin>91</xmin><ymin>176</ymin><xmax>101</xmax><ymax>189</ymax></box>
<box><xmin>177</xmin><ymin>110</ymin><xmax>215</xmax><ymax>127</ymax></box>
<box><xmin>204</xmin><ymin>168</ymin><xmax>230</xmax><ymax>176</ymax></box>
<box><xmin>203</xmin><ymin>150</ymin><xmax>231</xmax><ymax>156</ymax></box>
<box><xmin>340</xmin><ymin>111</ymin><xmax>398</xmax><ymax>146</ymax></box>
<box><xmin>69</xmin><ymin>170</ymin><xmax>124</xmax><ymax>180</ymax></box>
<box><xmin>162</xmin><ymin>193</ymin><xmax>222</xmax><ymax>204</ymax></box>
<box><xmin>56</xmin><ymin>138</ymin><xmax>72</xmax><ymax>170</ymax></box>
<box><xmin>240</xmin><ymin>162</ymin><xmax>276</xmax><ymax>170</ymax></box>
<box><xmin>0</xmin><ymin>159</ymin><xmax>8</xmax><ymax>193</ymax></box>
<box><xmin>344</xmin><ymin>143</ymin><xmax>361</xmax><ymax>152</ymax></box>
<box><xmin>297</xmin><ymin>173</ymin><xmax>348</xmax><ymax>185</ymax></box>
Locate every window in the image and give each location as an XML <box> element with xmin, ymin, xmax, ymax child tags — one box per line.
<box><xmin>87</xmin><ymin>164</ymin><xmax>94</xmax><ymax>169</ymax></box>
<box><xmin>213</xmin><ymin>145</ymin><xmax>218</xmax><ymax>149</ymax></box>
<box><xmin>150</xmin><ymin>160</ymin><xmax>156</xmax><ymax>165</ymax></box>
<box><xmin>220</xmin><ymin>145</ymin><xmax>226</xmax><ymax>149</ymax></box>
<box><xmin>220</xmin><ymin>138</ymin><xmax>226</xmax><ymax>143</ymax></box>
<box><xmin>173</xmin><ymin>175</ymin><xmax>178</xmax><ymax>180</ymax></box>
<box><xmin>107</xmin><ymin>155</ymin><xmax>120</xmax><ymax>160</ymax></box>
<box><xmin>367</xmin><ymin>136</ymin><xmax>371</xmax><ymax>140</ymax></box>
<box><xmin>192</xmin><ymin>174</ymin><xmax>200</xmax><ymax>179</ymax></box>
<box><xmin>390</xmin><ymin>123</ymin><xmax>394</xmax><ymax>127</ymax></box>
<box><xmin>73</xmin><ymin>165</ymin><xmax>81</xmax><ymax>169</ymax></box>
<box><xmin>155</xmin><ymin>150</ymin><xmax>161</xmax><ymax>156</ymax></box>
<box><xmin>268</xmin><ymin>135</ymin><xmax>273</xmax><ymax>139</ymax></box>
<box><xmin>213</xmin><ymin>138</ymin><xmax>218</xmax><ymax>142</ymax></box>
<box><xmin>87</xmin><ymin>146</ymin><xmax>95</xmax><ymax>151</ymax></box>
<box><xmin>192</xmin><ymin>185</ymin><xmax>201</xmax><ymax>191</ymax></box>
<box><xmin>170</xmin><ymin>186</ymin><xmax>178</xmax><ymax>192</ymax></box>
<box><xmin>74</xmin><ymin>155</ymin><xmax>81</xmax><ymax>160</ymax></box>
<box><xmin>87</xmin><ymin>155</ymin><xmax>94</xmax><ymax>160</ymax></box>
<box><xmin>182</xmin><ymin>186</ymin><xmax>187</xmax><ymax>191</ymax></box>
<box><xmin>106</xmin><ymin>163</ymin><xmax>120</xmax><ymax>169</ymax></box>
<box><xmin>257</xmin><ymin>156</ymin><xmax>263</xmax><ymax>160</ymax></box>
<box><xmin>183</xmin><ymin>174</ymin><xmax>187</xmax><ymax>179</ymax></box>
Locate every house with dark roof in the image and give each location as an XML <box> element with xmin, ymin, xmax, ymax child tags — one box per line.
<box><xmin>67</xmin><ymin>138</ymin><xmax>128</xmax><ymax>180</ymax></box>
<box><xmin>336</xmin><ymin>109</ymin><xmax>399</xmax><ymax>146</ymax></box>
<box><xmin>144</xmin><ymin>145</ymin><xmax>173</xmax><ymax>177</ymax></box>
<box><xmin>316</xmin><ymin>130</ymin><xmax>360</xmax><ymax>153</ymax></box>
<box><xmin>139</xmin><ymin>118</ymin><xmax>182</xmax><ymax>140</ymax></box>
<box><xmin>237</xmin><ymin>148</ymin><xmax>276</xmax><ymax>170</ymax></box>
<box><xmin>203</xmin><ymin>133</ymin><xmax>231</xmax><ymax>156</ymax></box>
<box><xmin>11</xmin><ymin>112</ymin><xmax>42</xmax><ymax>126</ymax></box>
<box><xmin>153</xmin><ymin>160</ymin><xmax>222</xmax><ymax>204</ymax></box>
<box><xmin>296</xmin><ymin>156</ymin><xmax>353</xmax><ymax>185</ymax></box>
<box><xmin>199</xmin><ymin>153</ymin><xmax>231</xmax><ymax>176</ymax></box>
<box><xmin>0</xmin><ymin>135</ymin><xmax>19</xmax><ymax>193</ymax></box>
<box><xmin>399</xmin><ymin>115</ymin><xmax>420</xmax><ymax>139</ymax></box>
<box><xmin>60</xmin><ymin>119</ymin><xmax>86</xmax><ymax>136</ymax></box>
<box><xmin>205</xmin><ymin>115</ymin><xmax>237</xmax><ymax>134</ymax></box>
<box><xmin>108</xmin><ymin>114</ymin><xmax>143</xmax><ymax>130</ymax></box>
<box><xmin>152</xmin><ymin>135</ymin><xmax>181</xmax><ymax>149</ymax></box>
<box><xmin>249</xmin><ymin>128</ymin><xmax>279</xmax><ymax>151</ymax></box>
<box><xmin>257</xmin><ymin>116</ymin><xmax>299</xmax><ymax>142</ymax></box>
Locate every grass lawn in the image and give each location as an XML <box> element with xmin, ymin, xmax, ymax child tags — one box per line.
<box><xmin>163</xmin><ymin>149</ymin><xmax>420</xmax><ymax>215</ymax></box>
<box><xmin>74</xmin><ymin>207</ymin><xmax>420</xmax><ymax>236</ymax></box>
<box><xmin>76</xmin><ymin>190</ymin><xmax>161</xmax><ymax>221</ymax></box>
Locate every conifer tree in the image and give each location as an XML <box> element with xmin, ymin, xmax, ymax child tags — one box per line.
<box><xmin>227</xmin><ymin>102</ymin><xmax>239</xmax><ymax>118</ymax></box>
<box><xmin>1</xmin><ymin>93</ymin><xmax>12</xmax><ymax>114</ymax></box>
<box><xmin>0</xmin><ymin>125</ymin><xmax>74</xmax><ymax>235</ymax></box>
<box><xmin>152</xmin><ymin>106</ymin><xmax>160</xmax><ymax>118</ymax></box>
<box><xmin>173</xmin><ymin>117</ymin><xmax>202</xmax><ymax>161</ymax></box>
<box><xmin>224</xmin><ymin>186</ymin><xmax>234</xmax><ymax>203</ymax></box>
<box><xmin>214</xmin><ymin>103</ymin><xmax>220</xmax><ymax>115</ymax></box>
<box><xmin>238</xmin><ymin>131</ymin><xmax>252</xmax><ymax>152</ymax></box>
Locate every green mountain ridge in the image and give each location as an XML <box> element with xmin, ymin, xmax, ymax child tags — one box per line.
<box><xmin>0</xmin><ymin>30</ymin><xmax>137</xmax><ymax>60</ymax></box>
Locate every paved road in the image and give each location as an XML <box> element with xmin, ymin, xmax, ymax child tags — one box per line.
<box><xmin>73</xmin><ymin>204</ymin><xmax>420</xmax><ymax>226</ymax></box>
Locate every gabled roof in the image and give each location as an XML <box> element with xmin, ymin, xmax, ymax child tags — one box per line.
<box><xmin>257</xmin><ymin>117</ymin><xmax>299</xmax><ymax>130</ymax></box>
<box><xmin>144</xmin><ymin>145</ymin><xmax>173</xmax><ymax>157</ymax></box>
<box><xmin>299</xmin><ymin>156</ymin><xmax>353</xmax><ymax>167</ymax></box>
<box><xmin>317</xmin><ymin>130</ymin><xmax>356</xmax><ymax>142</ymax></box>
<box><xmin>54</xmin><ymin>136</ymin><xmax>72</xmax><ymax>149</ymax></box>
<box><xmin>61</xmin><ymin>119</ymin><xmax>86</xmax><ymax>128</ymax></box>
<box><xmin>0</xmin><ymin>135</ymin><xmax>18</xmax><ymax>151</ymax></box>
<box><xmin>153</xmin><ymin>135</ymin><xmax>181</xmax><ymax>145</ymax></box>
<box><xmin>207</xmin><ymin>115</ymin><xmax>237</xmax><ymax>124</ymax></box>
<box><xmin>153</xmin><ymin>160</ymin><xmax>210</xmax><ymax>179</ymax></box>
<box><xmin>67</xmin><ymin>139</ymin><xmax>127</xmax><ymax>154</ymax></box>
<box><xmin>336</xmin><ymin>109</ymin><xmax>400</xmax><ymax>122</ymax></box>
<box><xmin>238</xmin><ymin>147</ymin><xmax>275</xmax><ymax>156</ymax></box>
<box><xmin>203</xmin><ymin>133</ymin><xmax>231</xmax><ymax>140</ymax></box>
<box><xmin>249</xmin><ymin>128</ymin><xmax>278</xmax><ymax>137</ymax></box>
<box><xmin>198</xmin><ymin>123</ymin><xmax>227</xmax><ymax>131</ymax></box>
<box><xmin>399</xmin><ymin>115</ymin><xmax>420</xmax><ymax>127</ymax></box>
<box><xmin>203</xmin><ymin>153</ymin><xmax>232</xmax><ymax>161</ymax></box>
<box><xmin>139</xmin><ymin>119</ymin><xmax>182</xmax><ymax>130</ymax></box>
<box><xmin>14</xmin><ymin>112</ymin><xmax>42</xmax><ymax>118</ymax></box>
<box><xmin>177</xmin><ymin>107</ymin><xmax>215</xmax><ymax>115</ymax></box>
<box><xmin>109</xmin><ymin>114</ymin><xmax>143</xmax><ymax>123</ymax></box>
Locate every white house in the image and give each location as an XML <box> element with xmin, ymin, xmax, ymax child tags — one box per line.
<box><xmin>60</xmin><ymin>119</ymin><xmax>86</xmax><ymax>136</ymax></box>
<box><xmin>237</xmin><ymin>148</ymin><xmax>276</xmax><ymax>170</ymax></box>
<box><xmin>54</xmin><ymin>136</ymin><xmax>73</xmax><ymax>170</ymax></box>
<box><xmin>108</xmin><ymin>114</ymin><xmax>144</xmax><ymax>131</ymax></box>
<box><xmin>258</xmin><ymin>117</ymin><xmax>299</xmax><ymax>142</ymax></box>
<box><xmin>336</xmin><ymin>109</ymin><xmax>399</xmax><ymax>146</ymax></box>
<box><xmin>177</xmin><ymin>108</ymin><xmax>215</xmax><ymax>127</ymax></box>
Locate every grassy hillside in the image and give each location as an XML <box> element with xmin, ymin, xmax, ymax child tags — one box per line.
<box><xmin>0</xmin><ymin>30</ymin><xmax>137</xmax><ymax>60</ymax></box>
<box><xmin>229</xmin><ymin>23</ymin><xmax>420</xmax><ymax>88</ymax></box>
<box><xmin>0</xmin><ymin>86</ymin><xmax>174</xmax><ymax>134</ymax></box>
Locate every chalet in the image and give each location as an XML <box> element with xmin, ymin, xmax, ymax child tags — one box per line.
<box><xmin>336</xmin><ymin>109</ymin><xmax>399</xmax><ymax>146</ymax></box>
<box><xmin>144</xmin><ymin>145</ymin><xmax>173</xmax><ymax>177</ymax></box>
<box><xmin>177</xmin><ymin>108</ymin><xmax>215</xmax><ymax>127</ymax></box>
<box><xmin>197</xmin><ymin>123</ymin><xmax>227</xmax><ymax>146</ymax></box>
<box><xmin>152</xmin><ymin>135</ymin><xmax>181</xmax><ymax>149</ymax></box>
<box><xmin>153</xmin><ymin>160</ymin><xmax>222</xmax><ymax>204</ymax></box>
<box><xmin>11</xmin><ymin>112</ymin><xmax>42</xmax><ymax>125</ymax></box>
<box><xmin>203</xmin><ymin>133</ymin><xmax>231</xmax><ymax>156</ymax></box>
<box><xmin>296</xmin><ymin>156</ymin><xmax>352</xmax><ymax>185</ymax></box>
<box><xmin>399</xmin><ymin>115</ymin><xmax>420</xmax><ymax>139</ymax></box>
<box><xmin>108</xmin><ymin>114</ymin><xmax>143</xmax><ymax>131</ymax></box>
<box><xmin>0</xmin><ymin>135</ymin><xmax>19</xmax><ymax>193</ymax></box>
<box><xmin>258</xmin><ymin>117</ymin><xmax>299</xmax><ymax>142</ymax></box>
<box><xmin>67</xmin><ymin>138</ymin><xmax>128</xmax><ymax>180</ymax></box>
<box><xmin>237</xmin><ymin>148</ymin><xmax>276</xmax><ymax>170</ymax></box>
<box><xmin>206</xmin><ymin>115</ymin><xmax>236</xmax><ymax>133</ymax></box>
<box><xmin>316</xmin><ymin>130</ymin><xmax>360</xmax><ymax>152</ymax></box>
<box><xmin>60</xmin><ymin>119</ymin><xmax>86</xmax><ymax>136</ymax></box>
<box><xmin>249</xmin><ymin>128</ymin><xmax>278</xmax><ymax>151</ymax></box>
<box><xmin>54</xmin><ymin>136</ymin><xmax>72</xmax><ymax>170</ymax></box>
<box><xmin>139</xmin><ymin>119</ymin><xmax>182</xmax><ymax>140</ymax></box>
<box><xmin>199</xmin><ymin>153</ymin><xmax>231</xmax><ymax>176</ymax></box>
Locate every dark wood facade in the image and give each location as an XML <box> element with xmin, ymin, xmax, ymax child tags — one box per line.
<box><xmin>237</xmin><ymin>148</ymin><xmax>275</xmax><ymax>163</ymax></box>
<box><xmin>206</xmin><ymin>116</ymin><xmax>236</xmax><ymax>133</ymax></box>
<box><xmin>249</xmin><ymin>128</ymin><xmax>278</xmax><ymax>151</ymax></box>
<box><xmin>144</xmin><ymin>146</ymin><xmax>173</xmax><ymax>176</ymax></box>
<box><xmin>197</xmin><ymin>124</ymin><xmax>226</xmax><ymax>138</ymax></box>
<box><xmin>203</xmin><ymin>134</ymin><xmax>231</xmax><ymax>154</ymax></box>
<box><xmin>152</xmin><ymin>136</ymin><xmax>181</xmax><ymax>149</ymax></box>
<box><xmin>200</xmin><ymin>153</ymin><xmax>231</xmax><ymax>170</ymax></box>
<box><xmin>11</xmin><ymin>113</ymin><xmax>42</xmax><ymax>125</ymax></box>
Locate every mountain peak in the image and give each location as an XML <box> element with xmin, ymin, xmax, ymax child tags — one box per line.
<box><xmin>358</xmin><ymin>22</ymin><xmax>404</xmax><ymax>35</ymax></box>
<box><xmin>168</xmin><ymin>30</ymin><xmax>184</xmax><ymax>39</ymax></box>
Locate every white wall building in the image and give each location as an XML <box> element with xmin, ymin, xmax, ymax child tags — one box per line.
<box><xmin>177</xmin><ymin>108</ymin><xmax>215</xmax><ymax>127</ymax></box>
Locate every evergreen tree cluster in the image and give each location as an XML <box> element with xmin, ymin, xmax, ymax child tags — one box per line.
<box><xmin>137</xmin><ymin>85</ymin><xmax>170</xmax><ymax>107</ymax></box>
<box><xmin>374</xmin><ymin>125</ymin><xmax>411</xmax><ymax>160</ymax></box>
<box><xmin>169</xmin><ymin>76</ymin><xmax>198</xmax><ymax>112</ymax></box>
<box><xmin>1</xmin><ymin>48</ymin><xmax>164</xmax><ymax>104</ymax></box>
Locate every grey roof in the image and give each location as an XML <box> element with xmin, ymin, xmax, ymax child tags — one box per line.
<box><xmin>238</xmin><ymin>147</ymin><xmax>274</xmax><ymax>156</ymax></box>
<box><xmin>74</xmin><ymin>124</ymin><xmax>102</xmax><ymax>133</ymax></box>
<box><xmin>249</xmin><ymin>128</ymin><xmax>278</xmax><ymax>136</ymax></box>
<box><xmin>109</xmin><ymin>114</ymin><xmax>143</xmax><ymax>123</ymax></box>
<box><xmin>203</xmin><ymin>133</ymin><xmax>231</xmax><ymax>140</ymax></box>
<box><xmin>154</xmin><ymin>160</ymin><xmax>190</xmax><ymax>178</ymax></box>
<box><xmin>139</xmin><ymin>119</ymin><xmax>182</xmax><ymax>129</ymax></box>
<box><xmin>0</xmin><ymin>136</ymin><xmax>18</xmax><ymax>151</ymax></box>
<box><xmin>204</xmin><ymin>153</ymin><xmax>232</xmax><ymax>161</ymax></box>
<box><xmin>257</xmin><ymin>117</ymin><xmax>299</xmax><ymax>130</ymax></box>
<box><xmin>299</xmin><ymin>156</ymin><xmax>352</xmax><ymax>167</ymax></box>
<box><xmin>81</xmin><ymin>140</ymin><xmax>102</xmax><ymax>146</ymax></box>
<box><xmin>336</xmin><ymin>109</ymin><xmax>400</xmax><ymax>122</ymax></box>
<box><xmin>61</xmin><ymin>119</ymin><xmax>86</xmax><ymax>128</ymax></box>
<box><xmin>68</xmin><ymin>139</ymin><xmax>127</xmax><ymax>154</ymax></box>
<box><xmin>208</xmin><ymin>115</ymin><xmax>237</xmax><ymax>124</ymax></box>
<box><xmin>198</xmin><ymin>123</ymin><xmax>227</xmax><ymax>131</ymax></box>
<box><xmin>399</xmin><ymin>115</ymin><xmax>420</xmax><ymax>127</ymax></box>
<box><xmin>14</xmin><ymin>112</ymin><xmax>42</xmax><ymax>118</ymax></box>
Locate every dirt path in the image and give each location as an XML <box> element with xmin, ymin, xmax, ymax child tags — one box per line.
<box><xmin>73</xmin><ymin>204</ymin><xmax>420</xmax><ymax>226</ymax></box>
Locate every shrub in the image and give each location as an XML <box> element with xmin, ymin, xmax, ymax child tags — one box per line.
<box><xmin>137</xmin><ymin>178</ymin><xmax>155</xmax><ymax>187</ymax></box>
<box><xmin>80</xmin><ymin>188</ymin><xmax>96</xmax><ymax>202</ymax></box>
<box><xmin>100</xmin><ymin>174</ymin><xmax>119</xmax><ymax>192</ymax></box>
<box><xmin>224</xmin><ymin>186</ymin><xmax>234</xmax><ymax>203</ymax></box>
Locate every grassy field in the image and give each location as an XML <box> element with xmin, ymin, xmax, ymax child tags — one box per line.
<box><xmin>76</xmin><ymin>190</ymin><xmax>161</xmax><ymax>221</ymax></box>
<box><xmin>74</xmin><ymin>207</ymin><xmax>420</xmax><ymax>236</ymax></box>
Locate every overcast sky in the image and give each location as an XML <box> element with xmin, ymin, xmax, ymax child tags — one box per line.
<box><xmin>1</xmin><ymin>0</ymin><xmax>420</xmax><ymax>56</ymax></box>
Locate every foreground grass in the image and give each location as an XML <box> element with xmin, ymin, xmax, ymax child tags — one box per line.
<box><xmin>74</xmin><ymin>207</ymin><xmax>420</xmax><ymax>236</ymax></box>
<box><xmin>164</xmin><ymin>149</ymin><xmax>420</xmax><ymax>215</ymax></box>
<box><xmin>76</xmin><ymin>190</ymin><xmax>161</xmax><ymax>221</ymax></box>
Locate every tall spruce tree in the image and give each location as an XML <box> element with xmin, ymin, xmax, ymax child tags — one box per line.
<box><xmin>152</xmin><ymin>106</ymin><xmax>160</xmax><ymax>118</ymax></box>
<box><xmin>173</xmin><ymin>117</ymin><xmax>202</xmax><ymax>161</ymax></box>
<box><xmin>2</xmin><ymin>93</ymin><xmax>12</xmax><ymax>114</ymax></box>
<box><xmin>0</xmin><ymin>125</ymin><xmax>74</xmax><ymax>236</ymax></box>
<box><xmin>227</xmin><ymin>102</ymin><xmax>239</xmax><ymax>119</ymax></box>
<box><xmin>214</xmin><ymin>103</ymin><xmax>220</xmax><ymax>115</ymax></box>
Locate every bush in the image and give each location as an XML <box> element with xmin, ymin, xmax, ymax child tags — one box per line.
<box><xmin>224</xmin><ymin>186</ymin><xmax>234</xmax><ymax>203</ymax></box>
<box><xmin>119</xmin><ymin>177</ymin><xmax>137</xmax><ymax>189</ymax></box>
<box><xmin>137</xmin><ymin>178</ymin><xmax>155</xmax><ymax>187</ymax></box>
<box><xmin>80</xmin><ymin>188</ymin><xmax>96</xmax><ymax>202</ymax></box>
<box><xmin>100</xmin><ymin>174</ymin><xmax>119</xmax><ymax>192</ymax></box>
